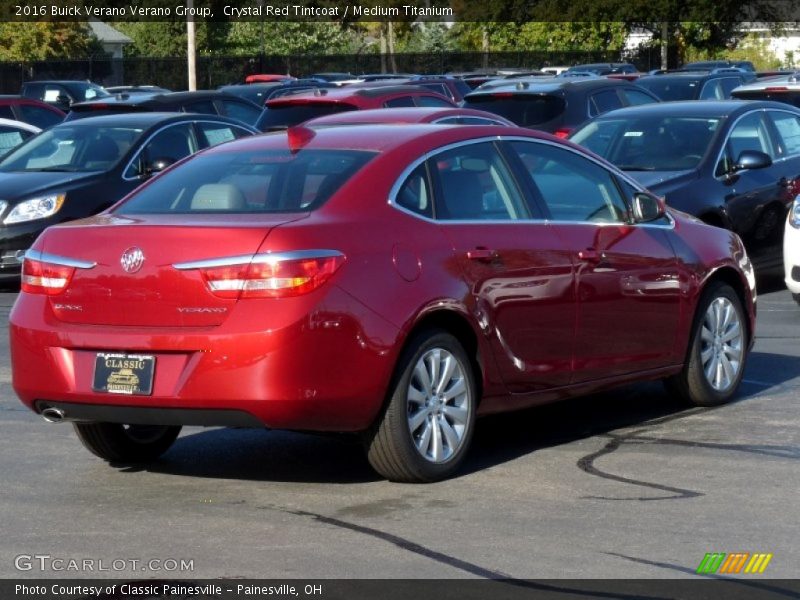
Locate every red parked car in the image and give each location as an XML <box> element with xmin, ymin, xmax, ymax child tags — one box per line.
<box><xmin>10</xmin><ymin>124</ymin><xmax>756</xmax><ymax>482</ymax></box>
<box><xmin>304</xmin><ymin>107</ymin><xmax>516</xmax><ymax>127</ymax></box>
<box><xmin>0</xmin><ymin>95</ymin><xmax>65</xmax><ymax>129</ymax></box>
<box><xmin>255</xmin><ymin>85</ymin><xmax>456</xmax><ymax>131</ymax></box>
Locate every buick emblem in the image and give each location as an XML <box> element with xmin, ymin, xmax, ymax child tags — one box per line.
<box><xmin>120</xmin><ymin>247</ymin><xmax>145</xmax><ymax>274</ymax></box>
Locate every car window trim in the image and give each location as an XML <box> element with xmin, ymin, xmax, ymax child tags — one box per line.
<box><xmin>388</xmin><ymin>135</ymin><xmax>674</xmax><ymax>229</ymax></box>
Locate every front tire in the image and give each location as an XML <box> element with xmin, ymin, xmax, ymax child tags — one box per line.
<box><xmin>665</xmin><ymin>282</ymin><xmax>747</xmax><ymax>406</ymax></box>
<box><xmin>365</xmin><ymin>330</ymin><xmax>477</xmax><ymax>482</ymax></box>
<box><xmin>73</xmin><ymin>423</ymin><xmax>181</xmax><ymax>463</ymax></box>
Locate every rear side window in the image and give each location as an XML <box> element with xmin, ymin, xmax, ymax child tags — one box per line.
<box><xmin>621</xmin><ymin>88</ymin><xmax>658</xmax><ymax>106</ymax></box>
<box><xmin>219</xmin><ymin>99</ymin><xmax>262</xmax><ymax>125</ymax></box>
<box><xmin>395</xmin><ymin>163</ymin><xmax>432</xmax><ymax>218</ymax></box>
<box><xmin>384</xmin><ymin>96</ymin><xmax>416</xmax><ymax>108</ymax></box>
<box><xmin>463</xmin><ymin>94</ymin><xmax>565</xmax><ymax>127</ymax></box>
<box><xmin>430</xmin><ymin>142</ymin><xmax>529</xmax><ymax>220</ymax></box>
<box><xmin>196</xmin><ymin>122</ymin><xmax>252</xmax><ymax>148</ymax></box>
<box><xmin>511</xmin><ymin>141</ymin><xmax>628</xmax><ymax>223</ymax></box>
<box><xmin>415</xmin><ymin>95</ymin><xmax>453</xmax><ymax>108</ymax></box>
<box><xmin>183</xmin><ymin>100</ymin><xmax>217</xmax><ymax>115</ymax></box>
<box><xmin>768</xmin><ymin>111</ymin><xmax>800</xmax><ymax>157</ymax></box>
<box><xmin>19</xmin><ymin>104</ymin><xmax>62</xmax><ymax>128</ymax></box>
<box><xmin>256</xmin><ymin>103</ymin><xmax>357</xmax><ymax>131</ymax></box>
<box><xmin>588</xmin><ymin>90</ymin><xmax>623</xmax><ymax>117</ymax></box>
<box><xmin>418</xmin><ymin>83</ymin><xmax>450</xmax><ymax>98</ymax></box>
<box><xmin>699</xmin><ymin>79</ymin><xmax>724</xmax><ymax>100</ymax></box>
<box><xmin>0</xmin><ymin>106</ymin><xmax>14</xmax><ymax>119</ymax></box>
<box><xmin>117</xmin><ymin>149</ymin><xmax>375</xmax><ymax>214</ymax></box>
<box><xmin>22</xmin><ymin>83</ymin><xmax>44</xmax><ymax>99</ymax></box>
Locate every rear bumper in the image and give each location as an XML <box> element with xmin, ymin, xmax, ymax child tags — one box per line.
<box><xmin>11</xmin><ymin>288</ymin><xmax>401</xmax><ymax>432</ymax></box>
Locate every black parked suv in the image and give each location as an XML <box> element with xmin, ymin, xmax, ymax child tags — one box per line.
<box><xmin>462</xmin><ymin>77</ymin><xmax>659</xmax><ymax>137</ymax></box>
<box><xmin>569</xmin><ymin>100</ymin><xmax>800</xmax><ymax>270</ymax></box>
<box><xmin>21</xmin><ymin>80</ymin><xmax>111</xmax><ymax>112</ymax></box>
<box><xmin>64</xmin><ymin>91</ymin><xmax>264</xmax><ymax>126</ymax></box>
<box><xmin>637</xmin><ymin>69</ymin><xmax>755</xmax><ymax>101</ymax></box>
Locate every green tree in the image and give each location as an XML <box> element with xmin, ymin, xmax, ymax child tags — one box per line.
<box><xmin>0</xmin><ymin>22</ymin><xmax>96</xmax><ymax>61</ymax></box>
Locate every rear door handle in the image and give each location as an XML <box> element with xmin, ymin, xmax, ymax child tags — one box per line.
<box><xmin>467</xmin><ymin>248</ymin><xmax>496</xmax><ymax>262</ymax></box>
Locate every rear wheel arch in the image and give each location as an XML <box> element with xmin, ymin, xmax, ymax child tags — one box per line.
<box><xmin>400</xmin><ymin>309</ymin><xmax>484</xmax><ymax>403</ymax></box>
<box><xmin>698</xmin><ymin>211</ymin><xmax>727</xmax><ymax>229</ymax></box>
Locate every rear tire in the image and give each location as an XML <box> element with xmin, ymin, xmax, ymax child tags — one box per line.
<box><xmin>72</xmin><ymin>423</ymin><xmax>181</xmax><ymax>463</ymax></box>
<box><xmin>365</xmin><ymin>330</ymin><xmax>477</xmax><ymax>483</ymax></box>
<box><xmin>665</xmin><ymin>282</ymin><xmax>747</xmax><ymax>406</ymax></box>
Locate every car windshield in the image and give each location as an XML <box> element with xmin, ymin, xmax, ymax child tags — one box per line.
<box><xmin>570</xmin><ymin>115</ymin><xmax>722</xmax><ymax>171</ymax></box>
<box><xmin>116</xmin><ymin>148</ymin><xmax>376</xmax><ymax>214</ymax></box>
<box><xmin>0</xmin><ymin>125</ymin><xmax>144</xmax><ymax>172</ymax></box>
<box><xmin>638</xmin><ymin>78</ymin><xmax>701</xmax><ymax>101</ymax></box>
<box><xmin>462</xmin><ymin>94</ymin><xmax>565</xmax><ymax>126</ymax></box>
<box><xmin>256</xmin><ymin>103</ymin><xmax>357</xmax><ymax>131</ymax></box>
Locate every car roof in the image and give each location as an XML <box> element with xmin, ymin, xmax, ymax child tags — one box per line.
<box><xmin>73</xmin><ymin>90</ymin><xmax>258</xmax><ymax>108</ymax></box>
<box><xmin>208</xmin><ymin>123</ymin><xmax>544</xmax><ymax>155</ymax></box>
<box><xmin>50</xmin><ymin>112</ymin><xmax>246</xmax><ymax>128</ymax></box>
<box><xmin>586</xmin><ymin>99</ymin><xmax>792</xmax><ymax>119</ymax></box>
<box><xmin>303</xmin><ymin>107</ymin><xmax>516</xmax><ymax>126</ymax></box>
<box><xmin>467</xmin><ymin>77</ymin><xmax>628</xmax><ymax>96</ymax></box>
<box><xmin>266</xmin><ymin>85</ymin><xmax>449</xmax><ymax>106</ymax></box>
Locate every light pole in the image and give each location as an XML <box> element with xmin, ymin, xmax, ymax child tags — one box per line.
<box><xmin>187</xmin><ymin>0</ymin><xmax>197</xmax><ymax>90</ymax></box>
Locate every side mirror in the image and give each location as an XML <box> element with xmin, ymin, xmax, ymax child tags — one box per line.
<box><xmin>632</xmin><ymin>192</ymin><xmax>665</xmax><ymax>223</ymax></box>
<box><xmin>144</xmin><ymin>157</ymin><xmax>175</xmax><ymax>175</ymax></box>
<box><xmin>734</xmin><ymin>150</ymin><xmax>771</xmax><ymax>172</ymax></box>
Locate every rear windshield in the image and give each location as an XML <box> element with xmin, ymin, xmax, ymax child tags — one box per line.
<box><xmin>64</xmin><ymin>105</ymin><xmax>146</xmax><ymax>121</ymax></box>
<box><xmin>256</xmin><ymin>103</ymin><xmax>357</xmax><ymax>131</ymax></box>
<box><xmin>637</xmin><ymin>78</ymin><xmax>700</xmax><ymax>101</ymax></box>
<box><xmin>116</xmin><ymin>148</ymin><xmax>376</xmax><ymax>214</ymax></box>
<box><xmin>732</xmin><ymin>90</ymin><xmax>800</xmax><ymax>108</ymax></box>
<box><xmin>462</xmin><ymin>94</ymin><xmax>565</xmax><ymax>126</ymax></box>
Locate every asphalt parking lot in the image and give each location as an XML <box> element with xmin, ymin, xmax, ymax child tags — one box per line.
<box><xmin>0</xmin><ymin>278</ymin><xmax>798</xmax><ymax>581</ymax></box>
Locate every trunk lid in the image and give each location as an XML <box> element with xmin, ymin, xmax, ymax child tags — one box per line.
<box><xmin>39</xmin><ymin>213</ymin><xmax>307</xmax><ymax>327</ymax></box>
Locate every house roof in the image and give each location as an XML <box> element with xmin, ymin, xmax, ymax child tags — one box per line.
<box><xmin>87</xmin><ymin>20</ymin><xmax>132</xmax><ymax>45</ymax></box>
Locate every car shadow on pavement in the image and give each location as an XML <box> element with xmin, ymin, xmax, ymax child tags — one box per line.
<box><xmin>137</xmin><ymin>352</ymin><xmax>796</xmax><ymax>484</ymax></box>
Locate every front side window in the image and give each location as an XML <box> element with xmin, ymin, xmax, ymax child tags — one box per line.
<box><xmin>699</xmin><ymin>79</ymin><xmax>724</xmax><ymax>100</ymax></box>
<box><xmin>196</xmin><ymin>122</ymin><xmax>252</xmax><ymax>148</ymax></box>
<box><xmin>415</xmin><ymin>95</ymin><xmax>454</xmax><ymax>108</ymax></box>
<box><xmin>430</xmin><ymin>142</ymin><xmax>529</xmax><ymax>220</ymax></box>
<box><xmin>384</xmin><ymin>96</ymin><xmax>416</xmax><ymax>108</ymax></box>
<box><xmin>124</xmin><ymin>123</ymin><xmax>196</xmax><ymax>179</ymax></box>
<box><xmin>511</xmin><ymin>141</ymin><xmax>628</xmax><ymax>223</ymax></box>
<box><xmin>183</xmin><ymin>100</ymin><xmax>217</xmax><ymax>115</ymax></box>
<box><xmin>621</xmin><ymin>88</ymin><xmax>658</xmax><ymax>106</ymax></box>
<box><xmin>220</xmin><ymin>100</ymin><xmax>262</xmax><ymax>125</ymax></box>
<box><xmin>716</xmin><ymin>112</ymin><xmax>776</xmax><ymax>176</ymax></box>
<box><xmin>117</xmin><ymin>149</ymin><xmax>375</xmax><ymax>214</ymax></box>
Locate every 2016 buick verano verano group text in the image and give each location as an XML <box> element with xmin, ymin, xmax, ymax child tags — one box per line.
<box><xmin>10</xmin><ymin>124</ymin><xmax>756</xmax><ymax>482</ymax></box>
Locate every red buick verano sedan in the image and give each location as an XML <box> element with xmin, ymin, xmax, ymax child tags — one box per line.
<box><xmin>10</xmin><ymin>124</ymin><xmax>756</xmax><ymax>482</ymax></box>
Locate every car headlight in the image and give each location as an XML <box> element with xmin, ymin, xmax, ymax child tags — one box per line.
<box><xmin>790</xmin><ymin>197</ymin><xmax>800</xmax><ymax>229</ymax></box>
<box><xmin>3</xmin><ymin>194</ymin><xmax>65</xmax><ymax>225</ymax></box>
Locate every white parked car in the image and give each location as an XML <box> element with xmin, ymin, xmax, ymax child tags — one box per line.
<box><xmin>0</xmin><ymin>118</ymin><xmax>40</xmax><ymax>158</ymax></box>
<box><xmin>786</xmin><ymin>197</ymin><xmax>800</xmax><ymax>304</ymax></box>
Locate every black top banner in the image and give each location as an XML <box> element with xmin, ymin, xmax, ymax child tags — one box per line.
<box><xmin>1</xmin><ymin>0</ymin><xmax>798</xmax><ymax>22</ymax></box>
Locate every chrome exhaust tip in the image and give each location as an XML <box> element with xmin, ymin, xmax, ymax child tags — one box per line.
<box><xmin>41</xmin><ymin>407</ymin><xmax>66</xmax><ymax>423</ymax></box>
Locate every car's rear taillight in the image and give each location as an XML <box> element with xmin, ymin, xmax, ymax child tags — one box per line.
<box><xmin>177</xmin><ymin>251</ymin><xmax>345</xmax><ymax>299</ymax></box>
<box><xmin>554</xmin><ymin>127</ymin><xmax>572</xmax><ymax>139</ymax></box>
<box><xmin>21</xmin><ymin>258</ymin><xmax>75</xmax><ymax>295</ymax></box>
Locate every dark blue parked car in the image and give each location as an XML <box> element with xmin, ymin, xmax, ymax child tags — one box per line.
<box><xmin>570</xmin><ymin>100</ymin><xmax>800</xmax><ymax>270</ymax></box>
